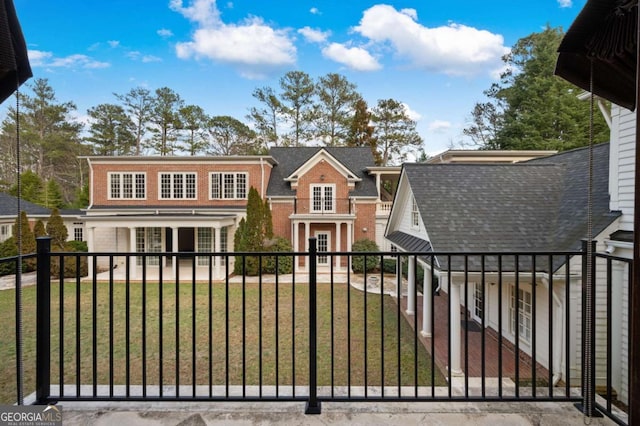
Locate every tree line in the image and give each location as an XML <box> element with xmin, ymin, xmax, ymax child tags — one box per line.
<box><xmin>0</xmin><ymin>26</ymin><xmax>608</xmax><ymax>208</ymax></box>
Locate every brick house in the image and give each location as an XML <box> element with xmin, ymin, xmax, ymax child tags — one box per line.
<box><xmin>83</xmin><ymin>148</ymin><xmax>396</xmax><ymax>277</ymax></box>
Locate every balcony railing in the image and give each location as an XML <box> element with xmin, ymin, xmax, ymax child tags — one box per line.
<box><xmin>293</xmin><ymin>198</ymin><xmax>352</xmax><ymax>215</ymax></box>
<box><xmin>0</xmin><ymin>238</ymin><xmax>630</xmax><ymax>423</ymax></box>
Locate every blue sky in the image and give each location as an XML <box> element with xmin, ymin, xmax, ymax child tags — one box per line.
<box><xmin>11</xmin><ymin>0</ymin><xmax>586</xmax><ymax>156</ymax></box>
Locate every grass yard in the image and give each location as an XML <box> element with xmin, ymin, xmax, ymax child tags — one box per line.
<box><xmin>0</xmin><ymin>280</ymin><xmax>444</xmax><ymax>403</ymax></box>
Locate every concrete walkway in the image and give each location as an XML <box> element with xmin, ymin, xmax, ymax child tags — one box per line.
<box><xmin>59</xmin><ymin>401</ymin><xmax>618</xmax><ymax>425</ymax></box>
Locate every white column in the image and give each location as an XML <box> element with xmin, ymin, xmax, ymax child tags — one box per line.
<box><xmin>86</xmin><ymin>226</ymin><xmax>95</xmax><ymax>278</ymax></box>
<box><xmin>406</xmin><ymin>256</ymin><xmax>415</xmax><ymax>315</ymax></box>
<box><xmin>421</xmin><ymin>267</ymin><xmax>432</xmax><ymax>337</ymax></box>
<box><xmin>304</xmin><ymin>221</ymin><xmax>310</xmax><ymax>272</ymax></box>
<box><xmin>172</xmin><ymin>227</ymin><xmax>179</xmax><ymax>279</ymax></box>
<box><xmin>292</xmin><ymin>221</ymin><xmax>299</xmax><ymax>272</ymax></box>
<box><xmin>450</xmin><ymin>281</ymin><xmax>463</xmax><ymax>375</ymax></box>
<box><xmin>346</xmin><ymin>221</ymin><xmax>353</xmax><ymax>272</ymax></box>
<box><xmin>214</xmin><ymin>226</ymin><xmax>221</xmax><ymax>280</ymax></box>
<box><xmin>375</xmin><ymin>173</ymin><xmax>381</xmax><ymax>201</ymax></box>
<box><xmin>129</xmin><ymin>227</ymin><xmax>137</xmax><ymax>280</ymax></box>
<box><xmin>335</xmin><ymin>222</ymin><xmax>341</xmax><ymax>271</ymax></box>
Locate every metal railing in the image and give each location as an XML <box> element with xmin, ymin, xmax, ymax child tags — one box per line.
<box><xmin>293</xmin><ymin>198</ymin><xmax>352</xmax><ymax>215</ymax></box>
<box><xmin>0</xmin><ymin>238</ymin><xmax>630</xmax><ymax>422</ymax></box>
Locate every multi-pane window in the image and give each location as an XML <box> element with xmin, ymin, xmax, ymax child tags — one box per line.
<box><xmin>136</xmin><ymin>227</ymin><xmax>162</xmax><ymax>266</ymax></box>
<box><xmin>474</xmin><ymin>283</ymin><xmax>483</xmax><ymax>320</ymax></box>
<box><xmin>509</xmin><ymin>286</ymin><xmax>532</xmax><ymax>343</ymax></box>
<box><xmin>159</xmin><ymin>173</ymin><xmax>197</xmax><ymax>199</ymax></box>
<box><xmin>73</xmin><ymin>223</ymin><xmax>84</xmax><ymax>241</ymax></box>
<box><xmin>210</xmin><ymin>172</ymin><xmax>248</xmax><ymax>199</ymax></box>
<box><xmin>0</xmin><ymin>224</ymin><xmax>10</xmax><ymax>242</ymax></box>
<box><xmin>109</xmin><ymin>172</ymin><xmax>145</xmax><ymax>199</ymax></box>
<box><xmin>197</xmin><ymin>227</ymin><xmax>212</xmax><ymax>266</ymax></box>
<box><xmin>411</xmin><ymin>197</ymin><xmax>419</xmax><ymax>228</ymax></box>
<box><xmin>311</xmin><ymin>184</ymin><xmax>334</xmax><ymax>213</ymax></box>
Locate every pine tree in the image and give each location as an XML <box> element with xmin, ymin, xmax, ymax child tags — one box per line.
<box><xmin>45</xmin><ymin>207</ymin><xmax>68</xmax><ymax>249</ymax></box>
<box><xmin>13</xmin><ymin>211</ymin><xmax>36</xmax><ymax>271</ymax></box>
<box><xmin>33</xmin><ymin>219</ymin><xmax>46</xmax><ymax>238</ymax></box>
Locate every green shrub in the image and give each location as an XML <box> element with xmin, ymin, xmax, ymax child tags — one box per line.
<box><xmin>0</xmin><ymin>237</ymin><xmax>18</xmax><ymax>276</ymax></box>
<box><xmin>264</xmin><ymin>237</ymin><xmax>293</xmax><ymax>274</ymax></box>
<box><xmin>351</xmin><ymin>238</ymin><xmax>379</xmax><ymax>273</ymax></box>
<box><xmin>50</xmin><ymin>241</ymin><xmax>88</xmax><ymax>278</ymax></box>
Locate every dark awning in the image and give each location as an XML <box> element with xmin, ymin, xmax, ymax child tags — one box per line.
<box><xmin>0</xmin><ymin>0</ymin><xmax>32</xmax><ymax>104</ymax></box>
<box><xmin>555</xmin><ymin>0</ymin><xmax>637</xmax><ymax>110</ymax></box>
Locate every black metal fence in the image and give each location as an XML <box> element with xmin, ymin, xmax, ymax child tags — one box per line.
<box><xmin>0</xmin><ymin>238</ymin><xmax>630</xmax><ymax>423</ymax></box>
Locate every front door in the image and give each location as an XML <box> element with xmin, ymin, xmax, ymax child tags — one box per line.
<box><xmin>316</xmin><ymin>232</ymin><xmax>330</xmax><ymax>266</ymax></box>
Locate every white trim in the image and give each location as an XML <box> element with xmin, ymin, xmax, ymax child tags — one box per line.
<box><xmin>310</xmin><ymin>184</ymin><xmax>336</xmax><ymax>213</ymax></box>
<box><xmin>209</xmin><ymin>172</ymin><xmax>248</xmax><ymax>200</ymax></box>
<box><xmin>284</xmin><ymin>149</ymin><xmax>362</xmax><ymax>183</ymax></box>
<box><xmin>315</xmin><ymin>231</ymin><xmax>330</xmax><ymax>266</ymax></box>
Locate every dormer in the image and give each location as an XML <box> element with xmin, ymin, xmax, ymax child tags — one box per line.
<box><xmin>284</xmin><ymin>148</ymin><xmax>361</xmax><ymax>191</ymax></box>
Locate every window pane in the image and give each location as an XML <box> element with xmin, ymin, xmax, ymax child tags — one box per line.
<box><xmin>161</xmin><ymin>174</ymin><xmax>171</xmax><ymax>199</ymax></box>
<box><xmin>186</xmin><ymin>173</ymin><xmax>196</xmax><ymax>199</ymax></box>
<box><xmin>224</xmin><ymin>174</ymin><xmax>235</xmax><ymax>198</ymax></box>
<box><xmin>211</xmin><ymin>173</ymin><xmax>220</xmax><ymax>199</ymax></box>
<box><xmin>312</xmin><ymin>186</ymin><xmax>322</xmax><ymax>211</ymax></box>
<box><xmin>324</xmin><ymin>186</ymin><xmax>333</xmax><ymax>211</ymax></box>
<box><xmin>135</xmin><ymin>174</ymin><xmax>145</xmax><ymax>198</ymax></box>
<box><xmin>174</xmin><ymin>174</ymin><xmax>183</xmax><ymax>199</ymax></box>
<box><xmin>236</xmin><ymin>173</ymin><xmax>247</xmax><ymax>199</ymax></box>
<box><xmin>123</xmin><ymin>173</ymin><xmax>133</xmax><ymax>198</ymax></box>
<box><xmin>110</xmin><ymin>174</ymin><xmax>120</xmax><ymax>199</ymax></box>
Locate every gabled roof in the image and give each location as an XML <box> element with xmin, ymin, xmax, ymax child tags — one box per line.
<box><xmin>0</xmin><ymin>192</ymin><xmax>51</xmax><ymax>217</ymax></box>
<box><xmin>267</xmin><ymin>147</ymin><xmax>378</xmax><ymax>197</ymax></box>
<box><xmin>390</xmin><ymin>143</ymin><xmax>619</xmax><ymax>271</ymax></box>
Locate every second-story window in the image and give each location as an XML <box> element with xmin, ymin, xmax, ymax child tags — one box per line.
<box><xmin>159</xmin><ymin>172</ymin><xmax>197</xmax><ymax>199</ymax></box>
<box><xmin>210</xmin><ymin>172</ymin><xmax>248</xmax><ymax>199</ymax></box>
<box><xmin>411</xmin><ymin>197</ymin><xmax>419</xmax><ymax>228</ymax></box>
<box><xmin>311</xmin><ymin>184</ymin><xmax>334</xmax><ymax>213</ymax></box>
<box><xmin>109</xmin><ymin>172</ymin><xmax>146</xmax><ymax>199</ymax></box>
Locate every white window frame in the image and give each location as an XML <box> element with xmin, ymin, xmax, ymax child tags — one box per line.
<box><xmin>108</xmin><ymin>172</ymin><xmax>146</xmax><ymax>200</ymax></box>
<box><xmin>310</xmin><ymin>184</ymin><xmax>335</xmax><ymax>213</ymax></box>
<box><xmin>158</xmin><ymin>172</ymin><xmax>197</xmax><ymax>200</ymax></box>
<box><xmin>209</xmin><ymin>172</ymin><xmax>248</xmax><ymax>200</ymax></box>
<box><xmin>473</xmin><ymin>283</ymin><xmax>484</xmax><ymax>322</ymax></box>
<box><xmin>315</xmin><ymin>231</ymin><xmax>330</xmax><ymax>265</ymax></box>
<box><xmin>509</xmin><ymin>285</ymin><xmax>532</xmax><ymax>344</ymax></box>
<box><xmin>0</xmin><ymin>224</ymin><xmax>11</xmax><ymax>242</ymax></box>
<box><xmin>73</xmin><ymin>223</ymin><xmax>84</xmax><ymax>242</ymax></box>
<box><xmin>411</xmin><ymin>197</ymin><xmax>420</xmax><ymax>229</ymax></box>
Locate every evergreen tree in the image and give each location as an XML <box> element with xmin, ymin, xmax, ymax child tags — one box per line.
<box><xmin>346</xmin><ymin>99</ymin><xmax>381</xmax><ymax>165</ymax></box>
<box><xmin>9</xmin><ymin>170</ymin><xmax>43</xmax><ymax>204</ymax></box>
<box><xmin>33</xmin><ymin>219</ymin><xmax>46</xmax><ymax>238</ymax></box>
<box><xmin>315</xmin><ymin>73</ymin><xmax>361</xmax><ymax>146</ymax></box>
<box><xmin>85</xmin><ymin>103</ymin><xmax>136</xmax><ymax>155</ymax></box>
<box><xmin>279</xmin><ymin>71</ymin><xmax>316</xmax><ymax>147</ymax></box>
<box><xmin>13</xmin><ymin>211</ymin><xmax>36</xmax><ymax>271</ymax></box>
<box><xmin>464</xmin><ymin>26</ymin><xmax>609</xmax><ymax>150</ymax></box>
<box><xmin>41</xmin><ymin>179</ymin><xmax>65</xmax><ymax>209</ymax></box>
<box><xmin>45</xmin><ymin>207</ymin><xmax>68</xmax><ymax>249</ymax></box>
<box><xmin>372</xmin><ymin>99</ymin><xmax>423</xmax><ymax>166</ymax></box>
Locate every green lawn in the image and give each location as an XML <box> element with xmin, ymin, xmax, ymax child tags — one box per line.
<box><xmin>0</xmin><ymin>280</ymin><xmax>444</xmax><ymax>403</ymax></box>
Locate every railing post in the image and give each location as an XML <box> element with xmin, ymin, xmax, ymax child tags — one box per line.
<box><xmin>576</xmin><ymin>240</ymin><xmax>601</xmax><ymax>417</ymax></box>
<box><xmin>36</xmin><ymin>237</ymin><xmax>52</xmax><ymax>404</ymax></box>
<box><xmin>305</xmin><ymin>237</ymin><xmax>321</xmax><ymax>414</ymax></box>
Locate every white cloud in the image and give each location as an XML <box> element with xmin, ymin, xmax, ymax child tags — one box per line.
<box><xmin>127</xmin><ymin>51</ymin><xmax>162</xmax><ymax>63</ymax></box>
<box><xmin>310</xmin><ymin>7</ymin><xmax>320</xmax><ymax>15</ymax></box>
<box><xmin>321</xmin><ymin>43</ymin><xmax>381</xmax><ymax>71</ymax></box>
<box><xmin>427</xmin><ymin>120</ymin><xmax>452</xmax><ymax>133</ymax></box>
<box><xmin>28</xmin><ymin>50</ymin><xmax>109</xmax><ymax>69</ymax></box>
<box><xmin>298</xmin><ymin>26</ymin><xmax>330</xmax><ymax>43</ymax></box>
<box><xmin>157</xmin><ymin>28</ymin><xmax>174</xmax><ymax>38</ymax></box>
<box><xmin>558</xmin><ymin>0</ymin><xmax>572</xmax><ymax>7</ymax></box>
<box><xmin>108</xmin><ymin>40</ymin><xmax>120</xmax><ymax>48</ymax></box>
<box><xmin>353</xmin><ymin>4</ymin><xmax>509</xmax><ymax>77</ymax></box>
<box><xmin>402</xmin><ymin>103</ymin><xmax>422</xmax><ymax>121</ymax></box>
<box><xmin>171</xmin><ymin>0</ymin><xmax>296</xmax><ymax>77</ymax></box>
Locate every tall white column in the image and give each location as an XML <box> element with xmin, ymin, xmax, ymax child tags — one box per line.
<box><xmin>450</xmin><ymin>281</ymin><xmax>463</xmax><ymax>375</ymax></box>
<box><xmin>421</xmin><ymin>267</ymin><xmax>432</xmax><ymax>337</ymax></box>
<box><xmin>172</xmin><ymin>227</ymin><xmax>179</xmax><ymax>279</ymax></box>
<box><xmin>129</xmin><ymin>227</ymin><xmax>137</xmax><ymax>280</ymax></box>
<box><xmin>304</xmin><ymin>221</ymin><xmax>310</xmax><ymax>272</ymax></box>
<box><xmin>214</xmin><ymin>226</ymin><xmax>221</xmax><ymax>280</ymax></box>
<box><xmin>335</xmin><ymin>222</ymin><xmax>341</xmax><ymax>271</ymax></box>
<box><xmin>346</xmin><ymin>222</ymin><xmax>353</xmax><ymax>272</ymax></box>
<box><xmin>86</xmin><ymin>226</ymin><xmax>95</xmax><ymax>278</ymax></box>
<box><xmin>407</xmin><ymin>256</ymin><xmax>415</xmax><ymax>315</ymax></box>
<box><xmin>292</xmin><ymin>221</ymin><xmax>299</xmax><ymax>272</ymax></box>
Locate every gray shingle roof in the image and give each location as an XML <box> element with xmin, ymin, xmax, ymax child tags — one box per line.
<box><xmin>399</xmin><ymin>143</ymin><xmax>618</xmax><ymax>271</ymax></box>
<box><xmin>267</xmin><ymin>147</ymin><xmax>378</xmax><ymax>197</ymax></box>
<box><xmin>0</xmin><ymin>192</ymin><xmax>51</xmax><ymax>217</ymax></box>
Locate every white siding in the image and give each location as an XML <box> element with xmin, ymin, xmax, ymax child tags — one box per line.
<box><xmin>610</xmin><ymin>105</ymin><xmax>636</xmax><ymax>231</ymax></box>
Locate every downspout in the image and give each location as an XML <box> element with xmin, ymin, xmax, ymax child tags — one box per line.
<box><xmin>542</xmin><ymin>275</ymin><xmax>564</xmax><ymax>386</ymax></box>
<box><xmin>87</xmin><ymin>158</ymin><xmax>94</xmax><ymax>209</ymax></box>
<box><xmin>260</xmin><ymin>157</ymin><xmax>265</xmax><ymax>198</ymax></box>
